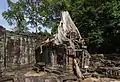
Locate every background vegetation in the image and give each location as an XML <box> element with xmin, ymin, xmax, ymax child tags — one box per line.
<box><xmin>2</xmin><ymin>0</ymin><xmax>120</xmax><ymax>53</ymax></box>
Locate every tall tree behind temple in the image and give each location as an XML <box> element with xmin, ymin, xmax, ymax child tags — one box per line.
<box><xmin>36</xmin><ymin>0</ymin><xmax>120</xmax><ymax>53</ymax></box>
<box><xmin>2</xmin><ymin>0</ymin><xmax>28</xmax><ymax>32</ymax></box>
<box><xmin>2</xmin><ymin>0</ymin><xmax>51</xmax><ymax>34</ymax></box>
<box><xmin>2</xmin><ymin>0</ymin><xmax>120</xmax><ymax>53</ymax></box>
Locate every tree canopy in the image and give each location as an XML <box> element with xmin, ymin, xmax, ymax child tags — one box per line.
<box><xmin>2</xmin><ymin>0</ymin><xmax>120</xmax><ymax>53</ymax></box>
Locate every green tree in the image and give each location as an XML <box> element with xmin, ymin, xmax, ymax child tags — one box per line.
<box><xmin>38</xmin><ymin>30</ymin><xmax>50</xmax><ymax>36</ymax></box>
<box><xmin>2</xmin><ymin>0</ymin><xmax>28</xmax><ymax>32</ymax></box>
<box><xmin>39</xmin><ymin>0</ymin><xmax>120</xmax><ymax>53</ymax></box>
<box><xmin>2</xmin><ymin>0</ymin><xmax>120</xmax><ymax>53</ymax></box>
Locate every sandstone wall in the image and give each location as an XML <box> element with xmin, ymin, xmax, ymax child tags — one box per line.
<box><xmin>0</xmin><ymin>30</ymin><xmax>37</xmax><ymax>70</ymax></box>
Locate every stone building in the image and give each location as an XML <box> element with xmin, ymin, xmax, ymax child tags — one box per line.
<box><xmin>0</xmin><ymin>26</ymin><xmax>37</xmax><ymax>70</ymax></box>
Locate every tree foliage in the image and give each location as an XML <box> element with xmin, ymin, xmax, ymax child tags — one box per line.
<box><xmin>38</xmin><ymin>0</ymin><xmax>120</xmax><ymax>53</ymax></box>
<box><xmin>2</xmin><ymin>0</ymin><xmax>120</xmax><ymax>53</ymax></box>
<box><xmin>2</xmin><ymin>0</ymin><xmax>28</xmax><ymax>32</ymax></box>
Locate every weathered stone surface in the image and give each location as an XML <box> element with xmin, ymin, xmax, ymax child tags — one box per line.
<box><xmin>0</xmin><ymin>76</ymin><xmax>14</xmax><ymax>82</ymax></box>
<box><xmin>0</xmin><ymin>30</ymin><xmax>38</xmax><ymax>70</ymax></box>
<box><xmin>82</xmin><ymin>77</ymin><xmax>120</xmax><ymax>82</ymax></box>
<box><xmin>25</xmin><ymin>76</ymin><xmax>57</xmax><ymax>82</ymax></box>
<box><xmin>88</xmin><ymin>54</ymin><xmax>120</xmax><ymax>78</ymax></box>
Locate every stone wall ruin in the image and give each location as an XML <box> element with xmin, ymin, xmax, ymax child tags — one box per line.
<box><xmin>0</xmin><ymin>29</ymin><xmax>37</xmax><ymax>70</ymax></box>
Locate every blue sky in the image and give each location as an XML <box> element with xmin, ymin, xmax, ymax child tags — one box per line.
<box><xmin>0</xmin><ymin>0</ymin><xmax>18</xmax><ymax>31</ymax></box>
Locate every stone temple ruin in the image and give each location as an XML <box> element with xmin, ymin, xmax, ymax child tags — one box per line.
<box><xmin>1</xmin><ymin>11</ymin><xmax>120</xmax><ymax>82</ymax></box>
<box><xmin>34</xmin><ymin>11</ymin><xmax>90</xmax><ymax>80</ymax></box>
<box><xmin>26</xmin><ymin>11</ymin><xmax>120</xmax><ymax>81</ymax></box>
